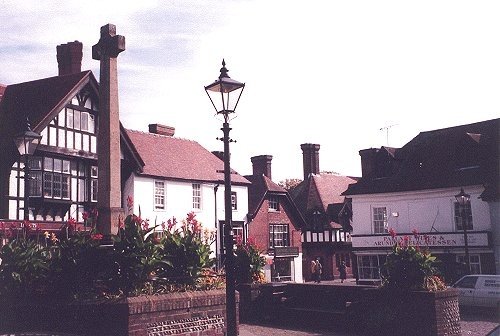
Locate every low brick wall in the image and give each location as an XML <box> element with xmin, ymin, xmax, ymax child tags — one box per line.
<box><xmin>0</xmin><ymin>290</ymin><xmax>236</xmax><ymax>336</ymax></box>
<box><xmin>351</xmin><ymin>287</ymin><xmax>461</xmax><ymax>336</ymax></box>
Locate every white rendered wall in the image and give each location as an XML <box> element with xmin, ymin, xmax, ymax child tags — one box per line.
<box><xmin>351</xmin><ymin>185</ymin><xmax>491</xmax><ymax>235</ymax></box>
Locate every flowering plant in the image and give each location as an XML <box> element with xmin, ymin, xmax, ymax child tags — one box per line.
<box><xmin>381</xmin><ymin>228</ymin><xmax>446</xmax><ymax>291</ymax></box>
<box><xmin>234</xmin><ymin>237</ymin><xmax>266</xmax><ymax>285</ymax></box>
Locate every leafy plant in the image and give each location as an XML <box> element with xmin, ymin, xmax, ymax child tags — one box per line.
<box><xmin>157</xmin><ymin>212</ymin><xmax>215</xmax><ymax>286</ymax></box>
<box><xmin>381</xmin><ymin>228</ymin><xmax>446</xmax><ymax>291</ymax></box>
<box><xmin>234</xmin><ymin>238</ymin><xmax>266</xmax><ymax>285</ymax></box>
<box><xmin>0</xmin><ymin>232</ymin><xmax>51</xmax><ymax>300</ymax></box>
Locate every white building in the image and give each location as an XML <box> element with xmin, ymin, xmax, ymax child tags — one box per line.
<box><xmin>344</xmin><ymin>119</ymin><xmax>499</xmax><ymax>283</ymax></box>
<box><xmin>123</xmin><ymin>124</ymin><xmax>250</xmax><ymax>258</ymax></box>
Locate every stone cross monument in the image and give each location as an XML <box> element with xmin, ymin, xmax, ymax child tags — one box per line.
<box><xmin>92</xmin><ymin>24</ymin><xmax>125</xmax><ymax>236</ymax></box>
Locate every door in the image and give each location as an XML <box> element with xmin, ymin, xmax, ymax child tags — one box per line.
<box><xmin>453</xmin><ymin>275</ymin><xmax>478</xmax><ymax>306</ymax></box>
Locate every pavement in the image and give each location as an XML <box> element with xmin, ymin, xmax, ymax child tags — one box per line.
<box><xmin>239</xmin><ymin>279</ymin><xmax>499</xmax><ymax>336</ymax></box>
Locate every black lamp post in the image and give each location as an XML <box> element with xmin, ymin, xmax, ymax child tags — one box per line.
<box><xmin>455</xmin><ymin>187</ymin><xmax>471</xmax><ymax>274</ymax></box>
<box><xmin>205</xmin><ymin>59</ymin><xmax>245</xmax><ymax>336</ymax></box>
<box><xmin>14</xmin><ymin>119</ymin><xmax>42</xmax><ymax>221</ymax></box>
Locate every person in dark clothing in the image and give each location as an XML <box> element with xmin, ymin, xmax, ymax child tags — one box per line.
<box><xmin>339</xmin><ymin>261</ymin><xmax>347</xmax><ymax>283</ymax></box>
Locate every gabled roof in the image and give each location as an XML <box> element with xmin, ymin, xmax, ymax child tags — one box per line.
<box><xmin>245</xmin><ymin>173</ymin><xmax>307</xmax><ymax>229</ymax></box>
<box><xmin>126</xmin><ymin>129</ymin><xmax>250</xmax><ymax>185</ymax></box>
<box><xmin>0</xmin><ymin>71</ymin><xmax>97</xmax><ymax>161</ymax></box>
<box><xmin>290</xmin><ymin>173</ymin><xmax>358</xmax><ymax>215</ymax></box>
<box><xmin>344</xmin><ymin>118</ymin><xmax>499</xmax><ymax>200</ymax></box>
<box><xmin>0</xmin><ymin>71</ymin><xmax>95</xmax><ymax>136</ymax></box>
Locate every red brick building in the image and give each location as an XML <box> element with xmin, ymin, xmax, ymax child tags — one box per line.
<box><xmin>245</xmin><ymin>155</ymin><xmax>306</xmax><ymax>282</ymax></box>
<box><xmin>289</xmin><ymin>144</ymin><xmax>358</xmax><ymax>281</ymax></box>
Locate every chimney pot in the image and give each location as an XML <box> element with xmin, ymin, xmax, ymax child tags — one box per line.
<box><xmin>57</xmin><ymin>41</ymin><xmax>83</xmax><ymax>76</ymax></box>
<box><xmin>148</xmin><ymin>124</ymin><xmax>175</xmax><ymax>137</ymax></box>
<box><xmin>251</xmin><ymin>155</ymin><xmax>273</xmax><ymax>179</ymax></box>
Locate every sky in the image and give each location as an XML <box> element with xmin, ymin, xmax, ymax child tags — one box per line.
<box><xmin>1</xmin><ymin>1</ymin><xmax>499</xmax><ymax>183</ymax></box>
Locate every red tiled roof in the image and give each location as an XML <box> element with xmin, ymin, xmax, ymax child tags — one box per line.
<box><xmin>126</xmin><ymin>129</ymin><xmax>250</xmax><ymax>184</ymax></box>
<box><xmin>0</xmin><ymin>84</ymin><xmax>6</xmax><ymax>102</ymax></box>
<box><xmin>245</xmin><ymin>173</ymin><xmax>306</xmax><ymax>228</ymax></box>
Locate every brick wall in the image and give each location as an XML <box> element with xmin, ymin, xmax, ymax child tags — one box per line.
<box><xmin>0</xmin><ymin>290</ymin><xmax>235</xmax><ymax>336</ymax></box>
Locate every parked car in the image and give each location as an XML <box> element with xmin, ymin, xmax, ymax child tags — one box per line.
<box><xmin>452</xmin><ymin>275</ymin><xmax>500</xmax><ymax>308</ymax></box>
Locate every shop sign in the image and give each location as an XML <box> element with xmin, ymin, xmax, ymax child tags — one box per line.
<box><xmin>269</xmin><ymin>246</ymin><xmax>300</xmax><ymax>257</ymax></box>
<box><xmin>352</xmin><ymin>232</ymin><xmax>489</xmax><ymax>248</ymax></box>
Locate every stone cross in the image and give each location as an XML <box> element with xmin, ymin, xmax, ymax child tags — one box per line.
<box><xmin>92</xmin><ymin>24</ymin><xmax>125</xmax><ymax>237</ymax></box>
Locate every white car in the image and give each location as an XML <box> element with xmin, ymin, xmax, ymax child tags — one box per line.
<box><xmin>452</xmin><ymin>275</ymin><xmax>500</xmax><ymax>308</ymax></box>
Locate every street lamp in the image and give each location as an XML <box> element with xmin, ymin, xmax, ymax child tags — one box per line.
<box><xmin>14</xmin><ymin>119</ymin><xmax>42</xmax><ymax>221</ymax></box>
<box><xmin>205</xmin><ymin>59</ymin><xmax>245</xmax><ymax>336</ymax></box>
<box><xmin>455</xmin><ymin>187</ymin><xmax>471</xmax><ymax>274</ymax></box>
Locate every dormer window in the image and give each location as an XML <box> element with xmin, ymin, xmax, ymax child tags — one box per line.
<box><xmin>269</xmin><ymin>196</ymin><xmax>279</xmax><ymax>211</ymax></box>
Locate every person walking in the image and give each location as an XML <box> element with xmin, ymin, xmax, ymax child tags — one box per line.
<box><xmin>339</xmin><ymin>261</ymin><xmax>347</xmax><ymax>283</ymax></box>
<box><xmin>311</xmin><ymin>257</ymin><xmax>322</xmax><ymax>283</ymax></box>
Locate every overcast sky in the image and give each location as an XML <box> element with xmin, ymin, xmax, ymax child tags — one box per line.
<box><xmin>1</xmin><ymin>1</ymin><xmax>499</xmax><ymax>182</ymax></box>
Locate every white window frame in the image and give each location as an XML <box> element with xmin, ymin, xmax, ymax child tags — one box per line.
<box><xmin>269</xmin><ymin>196</ymin><xmax>279</xmax><ymax>211</ymax></box>
<box><xmin>90</xmin><ymin>165</ymin><xmax>98</xmax><ymax>202</ymax></box>
<box><xmin>231</xmin><ymin>191</ymin><xmax>237</xmax><ymax>210</ymax></box>
<box><xmin>372</xmin><ymin>206</ymin><xmax>388</xmax><ymax>234</ymax></box>
<box><xmin>192</xmin><ymin>183</ymin><xmax>201</xmax><ymax>210</ymax></box>
<box><xmin>457</xmin><ymin>254</ymin><xmax>481</xmax><ymax>274</ymax></box>
<box><xmin>454</xmin><ymin>202</ymin><xmax>473</xmax><ymax>231</ymax></box>
<box><xmin>357</xmin><ymin>255</ymin><xmax>385</xmax><ymax>280</ymax></box>
<box><xmin>154</xmin><ymin>180</ymin><xmax>166</xmax><ymax>210</ymax></box>
<box><xmin>269</xmin><ymin>224</ymin><xmax>289</xmax><ymax>248</ymax></box>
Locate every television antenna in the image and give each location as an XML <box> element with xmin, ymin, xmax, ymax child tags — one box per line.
<box><xmin>379</xmin><ymin>124</ymin><xmax>398</xmax><ymax>146</ymax></box>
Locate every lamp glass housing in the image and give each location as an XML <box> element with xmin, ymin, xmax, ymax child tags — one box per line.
<box><xmin>455</xmin><ymin>188</ymin><xmax>471</xmax><ymax>206</ymax></box>
<box><xmin>14</xmin><ymin>129</ymin><xmax>42</xmax><ymax>156</ymax></box>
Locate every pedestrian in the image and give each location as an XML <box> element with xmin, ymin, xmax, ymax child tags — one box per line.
<box><xmin>339</xmin><ymin>260</ymin><xmax>347</xmax><ymax>283</ymax></box>
<box><xmin>311</xmin><ymin>257</ymin><xmax>322</xmax><ymax>283</ymax></box>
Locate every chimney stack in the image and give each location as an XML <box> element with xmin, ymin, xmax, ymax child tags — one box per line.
<box><xmin>212</xmin><ymin>151</ymin><xmax>224</xmax><ymax>161</ymax></box>
<box><xmin>359</xmin><ymin>148</ymin><xmax>378</xmax><ymax>179</ymax></box>
<box><xmin>301</xmin><ymin>143</ymin><xmax>320</xmax><ymax>180</ymax></box>
<box><xmin>251</xmin><ymin>155</ymin><xmax>273</xmax><ymax>179</ymax></box>
<box><xmin>148</xmin><ymin>124</ymin><xmax>175</xmax><ymax>137</ymax></box>
<box><xmin>56</xmin><ymin>41</ymin><xmax>83</xmax><ymax>76</ymax></box>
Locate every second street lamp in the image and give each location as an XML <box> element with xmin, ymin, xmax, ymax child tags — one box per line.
<box><xmin>14</xmin><ymin>119</ymin><xmax>42</xmax><ymax>221</ymax></box>
<box><xmin>205</xmin><ymin>59</ymin><xmax>245</xmax><ymax>336</ymax></box>
<box><xmin>455</xmin><ymin>187</ymin><xmax>471</xmax><ymax>274</ymax></box>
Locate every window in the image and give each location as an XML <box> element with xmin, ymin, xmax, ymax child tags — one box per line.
<box><xmin>269</xmin><ymin>196</ymin><xmax>279</xmax><ymax>211</ymax></box>
<box><xmin>154</xmin><ymin>181</ymin><xmax>165</xmax><ymax>210</ymax></box>
<box><xmin>192</xmin><ymin>183</ymin><xmax>201</xmax><ymax>209</ymax></box>
<box><xmin>90</xmin><ymin>166</ymin><xmax>98</xmax><ymax>202</ymax></box>
<box><xmin>373</xmin><ymin>207</ymin><xmax>388</xmax><ymax>234</ymax></box>
<box><xmin>457</xmin><ymin>254</ymin><xmax>481</xmax><ymax>274</ymax></box>
<box><xmin>357</xmin><ymin>255</ymin><xmax>386</xmax><ymax>280</ymax></box>
<box><xmin>272</xmin><ymin>258</ymin><xmax>292</xmax><ymax>282</ymax></box>
<box><xmin>453</xmin><ymin>275</ymin><xmax>478</xmax><ymax>289</ymax></box>
<box><xmin>269</xmin><ymin>224</ymin><xmax>289</xmax><ymax>247</ymax></box>
<box><xmin>233</xmin><ymin>224</ymin><xmax>244</xmax><ymax>243</ymax></box>
<box><xmin>43</xmin><ymin>157</ymin><xmax>70</xmax><ymax>199</ymax></box>
<box><xmin>454</xmin><ymin>202</ymin><xmax>473</xmax><ymax>230</ymax></box>
<box><xmin>231</xmin><ymin>191</ymin><xmax>237</xmax><ymax>210</ymax></box>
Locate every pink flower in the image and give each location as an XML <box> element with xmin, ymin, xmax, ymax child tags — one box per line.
<box><xmin>91</xmin><ymin>233</ymin><xmax>103</xmax><ymax>240</ymax></box>
<box><xmin>412</xmin><ymin>228</ymin><xmax>419</xmax><ymax>238</ymax></box>
<box><xmin>389</xmin><ymin>227</ymin><xmax>396</xmax><ymax>238</ymax></box>
<box><xmin>82</xmin><ymin>212</ymin><xmax>89</xmax><ymax>221</ymax></box>
<box><xmin>127</xmin><ymin>195</ymin><xmax>134</xmax><ymax>211</ymax></box>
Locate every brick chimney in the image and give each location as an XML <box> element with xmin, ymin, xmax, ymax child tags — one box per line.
<box><xmin>56</xmin><ymin>41</ymin><xmax>83</xmax><ymax>76</ymax></box>
<box><xmin>251</xmin><ymin>155</ymin><xmax>273</xmax><ymax>179</ymax></box>
<box><xmin>212</xmin><ymin>151</ymin><xmax>224</xmax><ymax>161</ymax></box>
<box><xmin>301</xmin><ymin>143</ymin><xmax>320</xmax><ymax>179</ymax></box>
<box><xmin>359</xmin><ymin>148</ymin><xmax>378</xmax><ymax>179</ymax></box>
<box><xmin>148</xmin><ymin>124</ymin><xmax>175</xmax><ymax>137</ymax></box>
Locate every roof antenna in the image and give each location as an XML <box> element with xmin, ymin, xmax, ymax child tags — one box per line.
<box><xmin>379</xmin><ymin>124</ymin><xmax>398</xmax><ymax>146</ymax></box>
